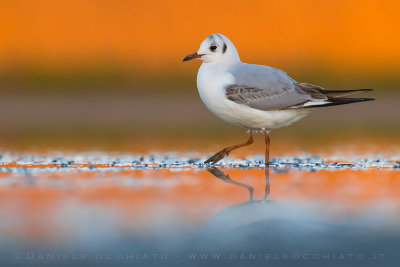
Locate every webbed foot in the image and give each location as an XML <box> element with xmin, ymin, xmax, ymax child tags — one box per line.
<box><xmin>204</xmin><ymin>148</ymin><xmax>230</xmax><ymax>164</ymax></box>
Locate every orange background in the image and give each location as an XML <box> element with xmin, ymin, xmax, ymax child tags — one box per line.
<box><xmin>1</xmin><ymin>0</ymin><xmax>400</xmax><ymax>74</ymax></box>
<box><xmin>0</xmin><ymin>0</ymin><xmax>398</xmax><ymax>150</ymax></box>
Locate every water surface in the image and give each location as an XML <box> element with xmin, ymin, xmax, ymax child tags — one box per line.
<box><xmin>0</xmin><ymin>151</ymin><xmax>399</xmax><ymax>266</ymax></box>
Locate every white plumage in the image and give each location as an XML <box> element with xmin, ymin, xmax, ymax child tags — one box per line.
<box><xmin>193</xmin><ymin>33</ymin><xmax>315</xmax><ymax>130</ymax></box>
<box><xmin>183</xmin><ymin>33</ymin><xmax>374</xmax><ymax>164</ymax></box>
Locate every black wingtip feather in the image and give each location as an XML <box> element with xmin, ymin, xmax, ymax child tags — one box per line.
<box><xmin>303</xmin><ymin>97</ymin><xmax>375</xmax><ymax>109</ymax></box>
<box><xmin>331</xmin><ymin>97</ymin><xmax>376</xmax><ymax>103</ymax></box>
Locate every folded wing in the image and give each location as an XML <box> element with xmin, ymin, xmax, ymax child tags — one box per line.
<box><xmin>226</xmin><ymin>64</ymin><xmax>374</xmax><ymax>110</ymax></box>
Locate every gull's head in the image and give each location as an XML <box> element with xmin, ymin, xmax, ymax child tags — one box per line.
<box><xmin>183</xmin><ymin>33</ymin><xmax>240</xmax><ymax>64</ymax></box>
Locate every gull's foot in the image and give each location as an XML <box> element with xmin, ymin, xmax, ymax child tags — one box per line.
<box><xmin>204</xmin><ymin>148</ymin><xmax>230</xmax><ymax>164</ymax></box>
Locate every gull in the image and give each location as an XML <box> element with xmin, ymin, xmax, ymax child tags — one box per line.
<box><xmin>183</xmin><ymin>33</ymin><xmax>374</xmax><ymax>166</ymax></box>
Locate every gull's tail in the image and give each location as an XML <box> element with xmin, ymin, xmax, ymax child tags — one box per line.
<box><xmin>302</xmin><ymin>96</ymin><xmax>375</xmax><ymax>108</ymax></box>
<box><xmin>318</xmin><ymin>88</ymin><xmax>373</xmax><ymax>97</ymax></box>
<box><xmin>296</xmin><ymin>84</ymin><xmax>375</xmax><ymax>108</ymax></box>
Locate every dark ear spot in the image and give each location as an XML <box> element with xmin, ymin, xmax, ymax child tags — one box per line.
<box><xmin>222</xmin><ymin>43</ymin><xmax>227</xmax><ymax>53</ymax></box>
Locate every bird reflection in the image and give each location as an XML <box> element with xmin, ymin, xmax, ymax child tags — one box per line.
<box><xmin>200</xmin><ymin>167</ymin><xmax>313</xmax><ymax>250</ymax></box>
<box><xmin>207</xmin><ymin>166</ymin><xmax>270</xmax><ymax>202</ymax></box>
<box><xmin>198</xmin><ymin>166</ymin><xmax>282</xmax><ymax>244</ymax></box>
<box><xmin>198</xmin><ymin>166</ymin><xmax>374</xmax><ymax>259</ymax></box>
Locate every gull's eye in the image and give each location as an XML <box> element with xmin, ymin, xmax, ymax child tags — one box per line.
<box><xmin>210</xmin><ymin>45</ymin><xmax>217</xmax><ymax>52</ymax></box>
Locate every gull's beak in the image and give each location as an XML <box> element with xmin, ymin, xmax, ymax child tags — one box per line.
<box><xmin>183</xmin><ymin>52</ymin><xmax>203</xmax><ymax>62</ymax></box>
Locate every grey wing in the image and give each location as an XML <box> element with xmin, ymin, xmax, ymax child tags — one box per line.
<box><xmin>226</xmin><ymin>64</ymin><xmax>326</xmax><ymax>111</ymax></box>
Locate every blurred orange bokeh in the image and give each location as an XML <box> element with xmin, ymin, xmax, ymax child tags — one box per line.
<box><xmin>1</xmin><ymin>0</ymin><xmax>400</xmax><ymax>73</ymax></box>
<box><xmin>0</xmin><ymin>0</ymin><xmax>398</xmax><ymax>150</ymax></box>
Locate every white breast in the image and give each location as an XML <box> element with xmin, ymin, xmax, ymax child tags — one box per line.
<box><xmin>196</xmin><ymin>63</ymin><xmax>310</xmax><ymax>130</ymax></box>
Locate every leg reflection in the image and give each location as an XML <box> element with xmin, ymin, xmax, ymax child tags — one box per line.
<box><xmin>207</xmin><ymin>167</ymin><xmax>254</xmax><ymax>201</ymax></box>
<box><xmin>263</xmin><ymin>167</ymin><xmax>270</xmax><ymax>201</ymax></box>
<box><xmin>207</xmin><ymin>167</ymin><xmax>271</xmax><ymax>202</ymax></box>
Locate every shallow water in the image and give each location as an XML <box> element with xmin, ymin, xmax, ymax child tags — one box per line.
<box><xmin>0</xmin><ymin>151</ymin><xmax>399</xmax><ymax>266</ymax></box>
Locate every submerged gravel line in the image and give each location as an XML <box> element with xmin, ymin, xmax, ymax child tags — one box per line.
<box><xmin>0</xmin><ymin>151</ymin><xmax>398</xmax><ymax>174</ymax></box>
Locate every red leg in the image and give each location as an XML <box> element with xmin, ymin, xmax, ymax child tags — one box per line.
<box><xmin>263</xmin><ymin>129</ymin><xmax>270</xmax><ymax>167</ymax></box>
<box><xmin>204</xmin><ymin>131</ymin><xmax>254</xmax><ymax>164</ymax></box>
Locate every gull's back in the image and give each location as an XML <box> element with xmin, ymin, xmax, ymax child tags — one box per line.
<box><xmin>226</xmin><ymin>63</ymin><xmax>318</xmax><ymax>111</ymax></box>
